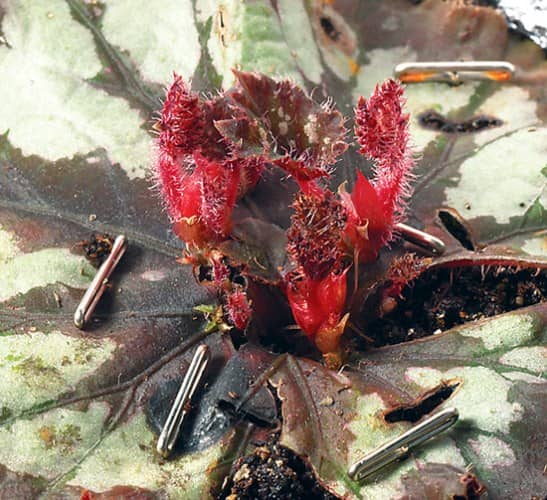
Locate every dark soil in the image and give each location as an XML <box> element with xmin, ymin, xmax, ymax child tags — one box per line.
<box><xmin>365</xmin><ymin>265</ymin><xmax>547</xmax><ymax>346</ymax></box>
<box><xmin>219</xmin><ymin>442</ymin><xmax>338</xmax><ymax>500</ymax></box>
<box><xmin>75</xmin><ymin>233</ymin><xmax>114</xmax><ymax>267</ymax></box>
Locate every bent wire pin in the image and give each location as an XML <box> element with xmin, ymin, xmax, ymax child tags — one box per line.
<box><xmin>349</xmin><ymin>407</ymin><xmax>459</xmax><ymax>481</ymax></box>
<box><xmin>157</xmin><ymin>344</ymin><xmax>211</xmax><ymax>457</ymax></box>
<box><xmin>394</xmin><ymin>61</ymin><xmax>515</xmax><ymax>85</ymax></box>
<box><xmin>74</xmin><ymin>234</ymin><xmax>127</xmax><ymax>329</ymax></box>
<box><xmin>396</xmin><ymin>223</ymin><xmax>446</xmax><ymax>255</ymax></box>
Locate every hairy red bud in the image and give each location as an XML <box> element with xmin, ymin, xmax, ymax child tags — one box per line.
<box><xmin>345</xmin><ymin>79</ymin><xmax>416</xmax><ymax>262</ymax></box>
<box><xmin>154</xmin><ymin>74</ymin><xmax>266</xmax><ymax>248</ymax></box>
<box><xmin>286</xmin><ymin>269</ymin><xmax>348</xmax><ymax>349</ymax></box>
<box><xmin>287</xmin><ymin>190</ymin><xmax>347</xmax><ymax>281</ymax></box>
<box><xmin>225</xmin><ymin>289</ymin><xmax>252</xmax><ymax>330</ymax></box>
<box><xmin>384</xmin><ymin>253</ymin><xmax>430</xmax><ymax>299</ymax></box>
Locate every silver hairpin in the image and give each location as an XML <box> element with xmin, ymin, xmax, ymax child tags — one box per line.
<box><xmin>348</xmin><ymin>407</ymin><xmax>459</xmax><ymax>481</ymax></box>
<box><xmin>74</xmin><ymin>234</ymin><xmax>127</xmax><ymax>329</ymax></box>
<box><xmin>396</xmin><ymin>223</ymin><xmax>446</xmax><ymax>255</ymax></box>
<box><xmin>394</xmin><ymin>61</ymin><xmax>515</xmax><ymax>85</ymax></box>
<box><xmin>157</xmin><ymin>344</ymin><xmax>210</xmax><ymax>457</ymax></box>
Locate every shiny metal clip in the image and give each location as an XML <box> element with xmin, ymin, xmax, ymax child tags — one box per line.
<box><xmin>74</xmin><ymin>234</ymin><xmax>127</xmax><ymax>329</ymax></box>
<box><xmin>394</xmin><ymin>61</ymin><xmax>515</xmax><ymax>85</ymax></box>
<box><xmin>156</xmin><ymin>344</ymin><xmax>210</xmax><ymax>458</ymax></box>
<box><xmin>349</xmin><ymin>407</ymin><xmax>459</xmax><ymax>481</ymax></box>
<box><xmin>396</xmin><ymin>223</ymin><xmax>446</xmax><ymax>255</ymax></box>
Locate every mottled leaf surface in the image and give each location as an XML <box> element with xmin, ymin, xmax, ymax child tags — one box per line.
<box><xmin>0</xmin><ymin>0</ymin><xmax>546</xmax><ymax>499</ymax></box>
<box><xmin>273</xmin><ymin>306</ymin><xmax>546</xmax><ymax>498</ymax></box>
